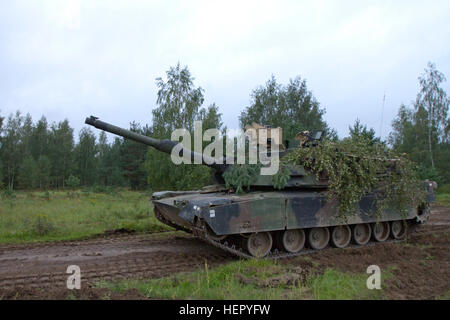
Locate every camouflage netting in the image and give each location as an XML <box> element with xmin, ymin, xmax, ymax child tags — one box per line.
<box><xmin>224</xmin><ymin>138</ymin><xmax>426</xmax><ymax>221</ymax></box>
<box><xmin>273</xmin><ymin>138</ymin><xmax>426</xmax><ymax>220</ymax></box>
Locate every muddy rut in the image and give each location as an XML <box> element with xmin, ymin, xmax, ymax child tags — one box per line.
<box><xmin>0</xmin><ymin>233</ymin><xmax>233</xmax><ymax>290</ymax></box>
<box><xmin>0</xmin><ymin>206</ymin><xmax>448</xmax><ymax>297</ymax></box>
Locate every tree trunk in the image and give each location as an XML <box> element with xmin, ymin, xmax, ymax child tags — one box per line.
<box><xmin>428</xmin><ymin>106</ymin><xmax>435</xmax><ymax>169</ymax></box>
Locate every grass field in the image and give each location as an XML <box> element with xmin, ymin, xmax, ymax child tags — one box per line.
<box><xmin>96</xmin><ymin>259</ymin><xmax>386</xmax><ymax>300</ymax></box>
<box><xmin>0</xmin><ymin>186</ymin><xmax>450</xmax><ymax>243</ymax></box>
<box><xmin>436</xmin><ymin>184</ymin><xmax>450</xmax><ymax>206</ymax></box>
<box><xmin>0</xmin><ymin>189</ymin><xmax>171</xmax><ymax>244</ymax></box>
<box><xmin>0</xmin><ymin>188</ymin><xmax>448</xmax><ymax>300</ymax></box>
<box><xmin>1</xmin><ymin>188</ymin><xmax>448</xmax><ymax>243</ymax></box>
<box><xmin>436</xmin><ymin>193</ymin><xmax>450</xmax><ymax>206</ymax></box>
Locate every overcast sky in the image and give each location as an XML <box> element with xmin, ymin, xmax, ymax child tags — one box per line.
<box><xmin>1</xmin><ymin>0</ymin><xmax>449</xmax><ymax>142</ymax></box>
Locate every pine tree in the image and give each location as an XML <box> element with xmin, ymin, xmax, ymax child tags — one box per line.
<box><xmin>74</xmin><ymin>128</ymin><xmax>97</xmax><ymax>186</ymax></box>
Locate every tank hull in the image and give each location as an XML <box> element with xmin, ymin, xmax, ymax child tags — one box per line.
<box><xmin>152</xmin><ymin>190</ymin><xmax>427</xmax><ymax>236</ymax></box>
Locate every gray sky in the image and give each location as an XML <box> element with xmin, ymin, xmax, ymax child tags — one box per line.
<box><xmin>1</xmin><ymin>0</ymin><xmax>449</xmax><ymax>142</ymax></box>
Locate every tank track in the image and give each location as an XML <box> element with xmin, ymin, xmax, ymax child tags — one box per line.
<box><xmin>193</xmin><ymin>221</ymin><xmax>419</xmax><ymax>260</ymax></box>
<box><xmin>156</xmin><ymin>208</ymin><xmax>421</xmax><ymax>260</ymax></box>
<box><xmin>200</xmin><ymin>232</ymin><xmax>403</xmax><ymax>260</ymax></box>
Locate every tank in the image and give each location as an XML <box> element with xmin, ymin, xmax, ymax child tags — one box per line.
<box><xmin>85</xmin><ymin>116</ymin><xmax>436</xmax><ymax>258</ymax></box>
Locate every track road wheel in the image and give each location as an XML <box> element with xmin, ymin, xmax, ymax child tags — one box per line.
<box><xmin>391</xmin><ymin>220</ymin><xmax>407</xmax><ymax>240</ymax></box>
<box><xmin>352</xmin><ymin>223</ymin><xmax>371</xmax><ymax>245</ymax></box>
<box><xmin>308</xmin><ymin>227</ymin><xmax>330</xmax><ymax>250</ymax></box>
<box><xmin>281</xmin><ymin>229</ymin><xmax>305</xmax><ymax>253</ymax></box>
<box><xmin>331</xmin><ymin>225</ymin><xmax>351</xmax><ymax>248</ymax></box>
<box><xmin>372</xmin><ymin>222</ymin><xmax>390</xmax><ymax>242</ymax></box>
<box><xmin>246</xmin><ymin>232</ymin><xmax>273</xmax><ymax>258</ymax></box>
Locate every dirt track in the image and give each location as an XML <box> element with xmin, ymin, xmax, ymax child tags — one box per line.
<box><xmin>284</xmin><ymin>206</ymin><xmax>450</xmax><ymax>299</ymax></box>
<box><xmin>0</xmin><ymin>233</ymin><xmax>233</xmax><ymax>292</ymax></box>
<box><xmin>0</xmin><ymin>206</ymin><xmax>448</xmax><ymax>299</ymax></box>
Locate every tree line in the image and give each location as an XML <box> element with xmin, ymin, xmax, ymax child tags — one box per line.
<box><xmin>0</xmin><ymin>62</ymin><xmax>448</xmax><ymax>191</ymax></box>
<box><xmin>0</xmin><ymin>112</ymin><xmax>150</xmax><ymax>190</ymax></box>
<box><xmin>389</xmin><ymin>62</ymin><xmax>449</xmax><ymax>184</ymax></box>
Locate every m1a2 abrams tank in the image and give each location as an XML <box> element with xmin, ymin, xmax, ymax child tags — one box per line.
<box><xmin>85</xmin><ymin>116</ymin><xmax>436</xmax><ymax>258</ymax></box>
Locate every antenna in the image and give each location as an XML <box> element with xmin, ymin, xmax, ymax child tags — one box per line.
<box><xmin>380</xmin><ymin>93</ymin><xmax>386</xmax><ymax>139</ymax></box>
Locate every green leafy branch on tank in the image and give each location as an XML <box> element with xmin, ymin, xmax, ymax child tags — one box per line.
<box><xmin>223</xmin><ymin>164</ymin><xmax>261</xmax><ymax>194</ymax></box>
<box><xmin>272</xmin><ymin>138</ymin><xmax>426</xmax><ymax>220</ymax></box>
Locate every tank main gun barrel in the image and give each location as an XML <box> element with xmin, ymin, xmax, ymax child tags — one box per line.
<box><xmin>85</xmin><ymin>116</ymin><xmax>228</xmax><ymax>173</ymax></box>
<box><xmin>85</xmin><ymin>116</ymin><xmax>177</xmax><ymax>154</ymax></box>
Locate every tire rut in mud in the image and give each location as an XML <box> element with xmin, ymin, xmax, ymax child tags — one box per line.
<box><xmin>0</xmin><ymin>233</ymin><xmax>234</xmax><ymax>290</ymax></box>
<box><xmin>0</xmin><ymin>205</ymin><xmax>448</xmax><ymax>295</ymax></box>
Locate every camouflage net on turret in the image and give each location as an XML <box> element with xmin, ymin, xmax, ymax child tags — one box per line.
<box><xmin>273</xmin><ymin>138</ymin><xmax>426</xmax><ymax>221</ymax></box>
<box><xmin>223</xmin><ymin>164</ymin><xmax>261</xmax><ymax>194</ymax></box>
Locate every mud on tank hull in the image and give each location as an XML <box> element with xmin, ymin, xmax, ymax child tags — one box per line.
<box><xmin>151</xmin><ymin>189</ymin><xmax>430</xmax><ymax>258</ymax></box>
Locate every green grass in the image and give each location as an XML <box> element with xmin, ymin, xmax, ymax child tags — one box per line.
<box><xmin>96</xmin><ymin>259</ymin><xmax>386</xmax><ymax>300</ymax></box>
<box><xmin>436</xmin><ymin>193</ymin><xmax>450</xmax><ymax>206</ymax></box>
<box><xmin>437</xmin><ymin>183</ymin><xmax>450</xmax><ymax>194</ymax></box>
<box><xmin>96</xmin><ymin>260</ymin><xmax>297</xmax><ymax>300</ymax></box>
<box><xmin>308</xmin><ymin>269</ymin><xmax>384</xmax><ymax>300</ymax></box>
<box><xmin>435</xmin><ymin>184</ymin><xmax>450</xmax><ymax>206</ymax></box>
<box><xmin>0</xmin><ymin>190</ymin><xmax>172</xmax><ymax>244</ymax></box>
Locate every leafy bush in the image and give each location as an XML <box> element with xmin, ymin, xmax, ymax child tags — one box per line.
<box><xmin>32</xmin><ymin>214</ymin><xmax>55</xmax><ymax>236</ymax></box>
<box><xmin>105</xmin><ymin>186</ymin><xmax>118</xmax><ymax>195</ymax></box>
<box><xmin>81</xmin><ymin>187</ymin><xmax>90</xmax><ymax>196</ymax></box>
<box><xmin>416</xmin><ymin>166</ymin><xmax>444</xmax><ymax>186</ymax></box>
<box><xmin>2</xmin><ymin>187</ymin><xmax>16</xmax><ymax>199</ymax></box>
<box><xmin>65</xmin><ymin>175</ymin><xmax>80</xmax><ymax>189</ymax></box>
<box><xmin>44</xmin><ymin>190</ymin><xmax>50</xmax><ymax>200</ymax></box>
<box><xmin>92</xmin><ymin>185</ymin><xmax>106</xmax><ymax>193</ymax></box>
